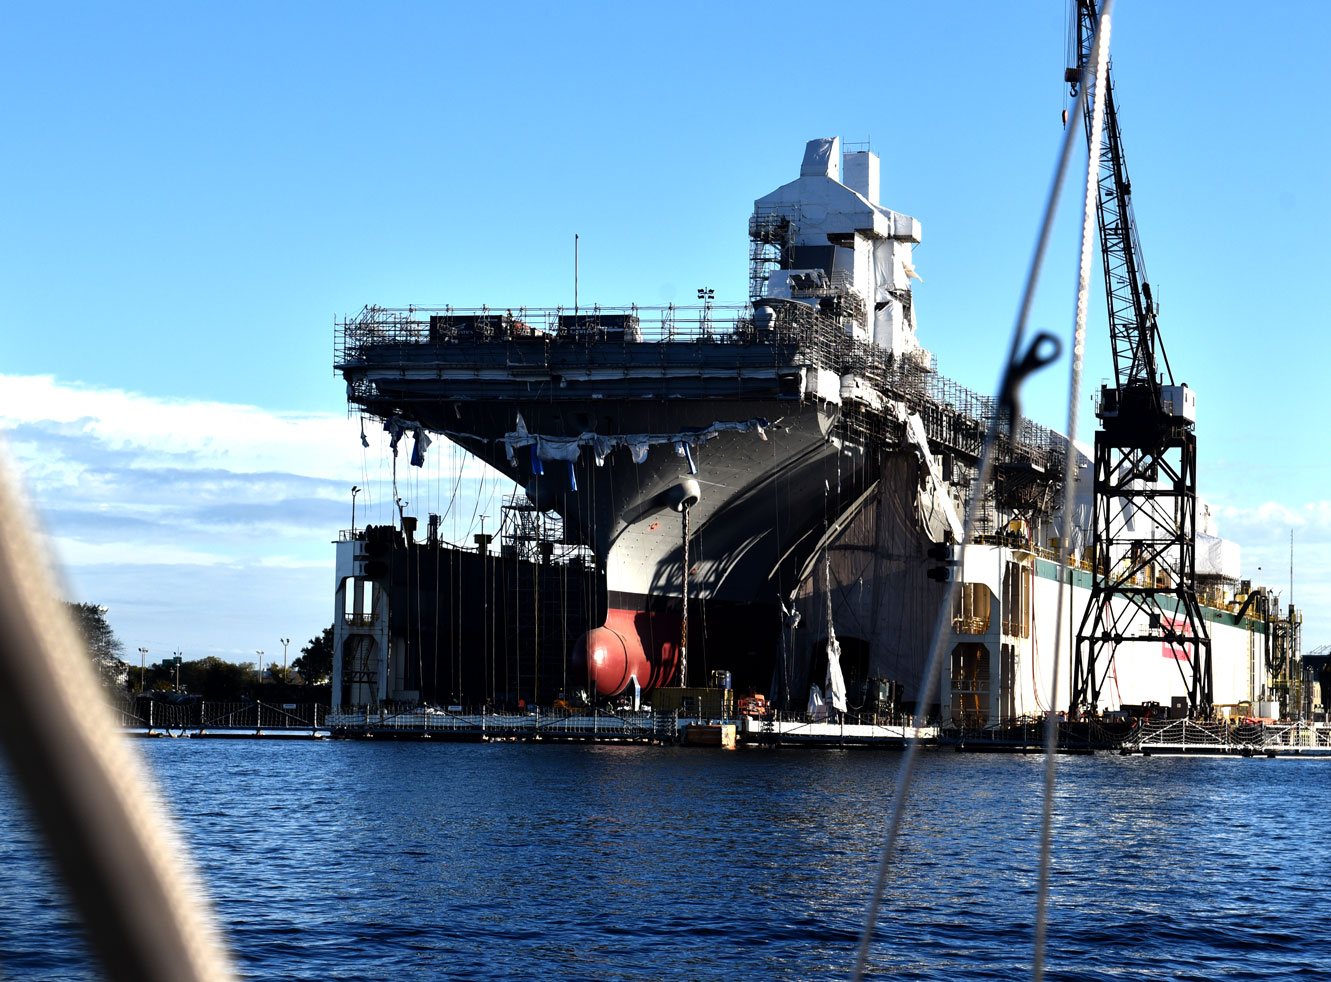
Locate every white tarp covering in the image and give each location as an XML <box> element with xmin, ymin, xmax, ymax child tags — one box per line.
<box><xmin>840</xmin><ymin>374</ymin><xmax>885</xmax><ymax>411</ymax></box>
<box><xmin>497</xmin><ymin>413</ymin><xmax>770</xmax><ymax>468</ymax></box>
<box><xmin>842</xmin><ymin>150</ymin><xmax>880</xmax><ymax>205</ymax></box>
<box><xmin>756</xmin><ymin>138</ymin><xmax>927</xmax><ymax>352</ymax></box>
<box><xmin>891</xmin><ymin>401</ymin><xmax>965</xmax><ymax>542</ymax></box>
<box><xmin>1197</xmin><ymin>533</ymin><xmax>1241</xmax><ymax>580</ymax></box>
<box><xmin>800</xmin><ymin>137</ymin><xmax>840</xmax><ymax>179</ymax></box>
<box><xmin>823</xmin><ymin>551</ymin><xmax>848</xmax><ymax>713</ymax></box>
<box><xmin>807</xmin><ymin>684</ymin><xmax>828</xmax><ymax>721</ymax></box>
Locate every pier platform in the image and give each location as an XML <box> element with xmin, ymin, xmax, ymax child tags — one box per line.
<box><xmin>740</xmin><ymin>716</ymin><xmax>936</xmax><ymax>748</ymax></box>
<box><xmin>325</xmin><ymin>708</ymin><xmax>938</xmax><ymax>748</ymax></box>
<box><xmin>109</xmin><ymin>699</ymin><xmax>1331</xmax><ymax>755</ymax></box>
<box><xmin>326</xmin><ymin>708</ymin><xmax>674</xmax><ymax>743</ymax></box>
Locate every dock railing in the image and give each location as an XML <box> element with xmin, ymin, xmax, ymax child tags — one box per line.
<box><xmin>1124</xmin><ymin>719</ymin><xmax>1331</xmax><ymax>754</ymax></box>
<box><xmin>324</xmin><ymin>706</ymin><xmax>665</xmax><ymax>742</ymax></box>
<box><xmin>112</xmin><ymin>697</ymin><xmax>325</xmax><ymax>734</ymax></box>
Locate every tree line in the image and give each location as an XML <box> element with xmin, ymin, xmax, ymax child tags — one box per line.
<box><xmin>67</xmin><ymin>603</ymin><xmax>333</xmax><ymax>701</ymax></box>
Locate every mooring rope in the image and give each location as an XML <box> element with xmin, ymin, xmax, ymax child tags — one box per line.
<box><xmin>849</xmin><ymin>6</ymin><xmax>1112</xmax><ymax>978</ymax></box>
<box><xmin>0</xmin><ymin>443</ymin><xmax>237</xmax><ymax>981</ymax></box>
<box><xmin>1033</xmin><ymin>3</ymin><xmax>1113</xmax><ymax>979</ymax></box>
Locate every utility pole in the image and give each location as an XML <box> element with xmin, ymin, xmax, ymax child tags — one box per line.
<box><xmin>173</xmin><ymin>650</ymin><xmax>182</xmax><ymax>692</ymax></box>
<box><xmin>280</xmin><ymin>637</ymin><xmax>290</xmax><ymax>684</ymax></box>
<box><xmin>255</xmin><ymin>650</ymin><xmax>264</xmax><ymax>686</ymax></box>
<box><xmin>138</xmin><ymin>647</ymin><xmax>147</xmax><ymax>692</ymax></box>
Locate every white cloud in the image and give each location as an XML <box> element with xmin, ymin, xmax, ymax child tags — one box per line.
<box><xmin>255</xmin><ymin>555</ymin><xmax>338</xmax><ymax>570</ymax></box>
<box><xmin>1211</xmin><ymin>500</ymin><xmax>1331</xmax><ymax>646</ymax></box>
<box><xmin>0</xmin><ymin>373</ymin><xmax>514</xmax><ymax>660</ymax></box>
<box><xmin>1215</xmin><ymin>500</ymin><xmax>1331</xmax><ymax>538</ymax></box>
<box><xmin>0</xmin><ymin>374</ymin><xmax>353</xmax><ymax>477</ymax></box>
<box><xmin>48</xmin><ymin>537</ymin><xmax>232</xmax><ymax>568</ymax></box>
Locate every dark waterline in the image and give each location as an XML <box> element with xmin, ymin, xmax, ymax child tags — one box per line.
<box><xmin>1</xmin><ymin>742</ymin><xmax>1327</xmax><ymax>981</ymax></box>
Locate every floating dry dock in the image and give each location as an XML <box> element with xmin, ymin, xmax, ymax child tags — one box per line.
<box><xmin>325</xmin><ymin>708</ymin><xmax>937</xmax><ymax>746</ymax></box>
<box><xmin>322</xmin><ymin>708</ymin><xmax>1331</xmax><ymax>755</ymax></box>
<box><xmin>327</xmin><ymin>708</ymin><xmax>672</xmax><ymax>743</ymax></box>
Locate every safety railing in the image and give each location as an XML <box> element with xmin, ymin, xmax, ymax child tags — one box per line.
<box><xmin>1124</xmin><ymin>719</ymin><xmax>1331</xmax><ymax>753</ymax></box>
<box><xmin>336</xmin><ymin>301</ymin><xmax>1067</xmax><ymax>469</ymax></box>
<box><xmin>111</xmin><ymin>698</ymin><xmax>325</xmax><ymax>732</ymax></box>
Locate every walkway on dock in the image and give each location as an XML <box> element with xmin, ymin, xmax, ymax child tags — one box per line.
<box><xmin>325</xmin><ymin>707</ymin><xmax>676</xmax><ymax>743</ymax></box>
<box><xmin>112</xmin><ymin>698</ymin><xmax>328</xmax><ymax>739</ymax></box>
<box><xmin>1121</xmin><ymin>719</ymin><xmax>1331</xmax><ymax>756</ymax></box>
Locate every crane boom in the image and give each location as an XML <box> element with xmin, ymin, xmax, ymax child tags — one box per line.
<box><xmin>1071</xmin><ymin>1</ymin><xmax>1170</xmax><ymax>396</ymax></box>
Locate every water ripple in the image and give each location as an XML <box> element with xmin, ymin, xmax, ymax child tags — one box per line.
<box><xmin>1</xmin><ymin>745</ymin><xmax>1329</xmax><ymax>980</ymax></box>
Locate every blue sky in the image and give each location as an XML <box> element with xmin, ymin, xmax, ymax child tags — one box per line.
<box><xmin>2</xmin><ymin>1</ymin><xmax>1328</xmax><ymax>661</ymax></box>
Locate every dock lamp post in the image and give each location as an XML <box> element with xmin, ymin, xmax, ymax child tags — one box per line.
<box><xmin>138</xmin><ymin>647</ymin><xmax>147</xmax><ymax>692</ymax></box>
<box><xmin>351</xmin><ymin>486</ymin><xmax>361</xmax><ymax>538</ymax></box>
<box><xmin>172</xmin><ymin>650</ymin><xmax>182</xmax><ymax>692</ymax></box>
<box><xmin>280</xmin><ymin>637</ymin><xmax>290</xmax><ymax>684</ymax></box>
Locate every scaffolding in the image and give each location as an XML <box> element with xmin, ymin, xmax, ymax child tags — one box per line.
<box><xmin>748</xmin><ymin>205</ymin><xmax>796</xmax><ymax>301</ymax></box>
<box><xmin>337</xmin><ymin>301</ymin><xmax>1065</xmax><ymax>479</ymax></box>
<box><xmin>498</xmin><ymin>495</ymin><xmax>590</xmax><ymax>566</ymax></box>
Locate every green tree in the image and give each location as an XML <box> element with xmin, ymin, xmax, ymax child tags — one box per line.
<box><xmin>292</xmin><ymin>626</ymin><xmax>333</xmax><ymax>685</ymax></box>
<box><xmin>66</xmin><ymin>602</ymin><xmax>128</xmax><ymax>689</ymax></box>
<box><xmin>177</xmin><ymin>656</ymin><xmax>253</xmax><ymax>700</ymax></box>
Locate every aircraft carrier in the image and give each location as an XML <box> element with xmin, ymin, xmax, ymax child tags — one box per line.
<box><xmin>332</xmin><ymin>137</ymin><xmax>1303</xmax><ymax>723</ymax></box>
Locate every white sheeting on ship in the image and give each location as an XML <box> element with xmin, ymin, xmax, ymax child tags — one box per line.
<box><xmin>823</xmin><ymin>551</ymin><xmax>848</xmax><ymax>713</ymax></box>
<box><xmin>889</xmin><ymin>400</ymin><xmax>964</xmax><ymax>542</ymax></box>
<box><xmin>497</xmin><ymin>413</ymin><xmax>771</xmax><ymax>468</ymax></box>
<box><xmin>755</xmin><ymin>137</ymin><xmax>924</xmax><ymax>356</ymax></box>
<box><xmin>1196</xmin><ymin>532</ymin><xmax>1241</xmax><ymax>580</ymax></box>
<box><xmin>807</xmin><ymin>684</ymin><xmax>828</xmax><ymax>721</ymax></box>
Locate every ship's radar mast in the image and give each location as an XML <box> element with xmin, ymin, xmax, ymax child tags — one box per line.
<box><xmin>1069</xmin><ymin>0</ymin><xmax>1214</xmax><ymax>717</ymax></box>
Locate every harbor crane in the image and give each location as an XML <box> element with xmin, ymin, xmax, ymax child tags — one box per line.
<box><xmin>1068</xmin><ymin>0</ymin><xmax>1214</xmax><ymax>717</ymax></box>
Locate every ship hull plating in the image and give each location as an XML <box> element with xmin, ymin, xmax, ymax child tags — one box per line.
<box><xmin>364</xmin><ymin>386</ymin><xmax>875</xmax><ymax>697</ymax></box>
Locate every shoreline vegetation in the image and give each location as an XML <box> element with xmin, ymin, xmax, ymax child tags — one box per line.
<box><xmin>68</xmin><ymin>602</ymin><xmax>332</xmax><ymax>702</ymax></box>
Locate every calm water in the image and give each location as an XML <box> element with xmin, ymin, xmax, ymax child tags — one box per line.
<box><xmin>0</xmin><ymin>740</ymin><xmax>1327</xmax><ymax>981</ymax></box>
